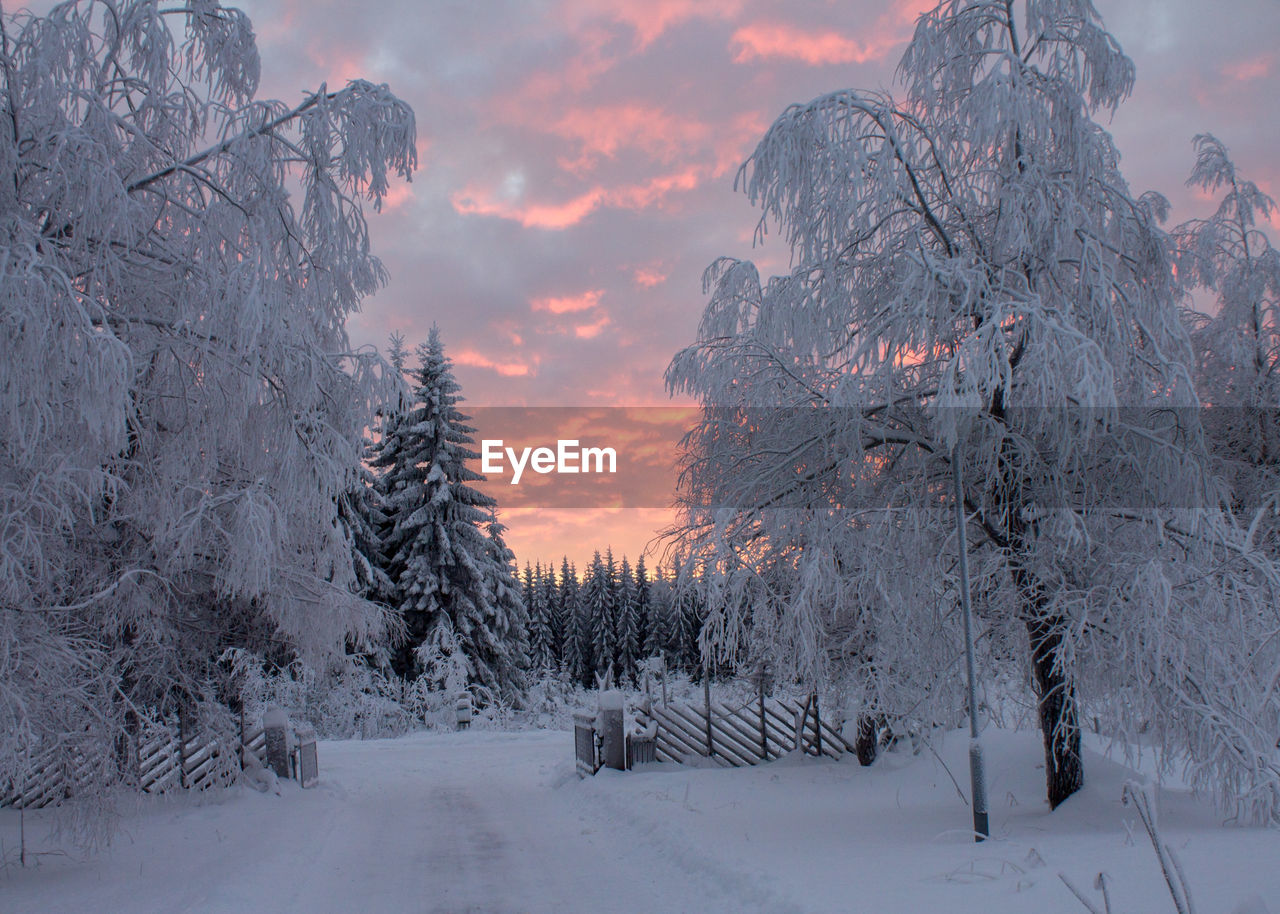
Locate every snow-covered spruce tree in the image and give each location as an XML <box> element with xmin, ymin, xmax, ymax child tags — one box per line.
<box><xmin>482</xmin><ymin>515</ymin><xmax>529</xmax><ymax>701</ymax></box>
<box><xmin>371</xmin><ymin>328</ymin><xmax>525</xmax><ymax>700</ymax></box>
<box><xmin>540</xmin><ymin>562</ymin><xmax>563</xmax><ymax>668</ymax></box>
<box><xmin>643</xmin><ymin>564</ymin><xmax>672</xmax><ymax>661</ymax></box>
<box><xmin>559</xmin><ymin>558</ymin><xmax>587</xmax><ymax>684</ymax></box>
<box><xmin>615</xmin><ymin>556</ymin><xmax>640</xmax><ymax>686</ymax></box>
<box><xmin>667</xmin><ymin>0</ymin><xmax>1280</xmax><ymax>816</ymax></box>
<box><xmin>633</xmin><ymin>554</ymin><xmax>653</xmax><ymax>660</ymax></box>
<box><xmin>0</xmin><ymin>0</ymin><xmax>414</xmax><ymax>813</ymax></box>
<box><xmin>338</xmin><ymin>460</ymin><xmax>394</xmax><ymax>609</ymax></box>
<box><xmin>523</xmin><ymin>562</ymin><xmax>554</xmax><ymax>674</ymax></box>
<box><xmin>1176</xmin><ymin>136</ymin><xmax>1280</xmax><ymax>532</ymax></box>
<box><xmin>581</xmin><ymin>551</ymin><xmax>613</xmax><ymax>684</ymax></box>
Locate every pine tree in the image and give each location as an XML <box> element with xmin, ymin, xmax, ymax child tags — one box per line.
<box><xmin>670</xmin><ymin>558</ymin><xmax>705</xmax><ymax>675</ymax></box>
<box><xmin>482</xmin><ymin>516</ymin><xmax>530</xmax><ymax>701</ymax></box>
<box><xmin>372</xmin><ymin>327</ymin><xmax>512</xmax><ymax>693</ymax></box>
<box><xmin>634</xmin><ymin>555</ymin><xmax>652</xmax><ymax>660</ymax></box>
<box><xmin>583</xmin><ymin>551</ymin><xmax>615</xmax><ymax>685</ymax></box>
<box><xmin>559</xmin><ymin>559</ymin><xmax>586</xmax><ymax>685</ymax></box>
<box><xmin>645</xmin><ymin>565</ymin><xmax>672</xmax><ymax>661</ymax></box>
<box><xmin>615</xmin><ymin>556</ymin><xmax>640</xmax><ymax>686</ymax></box>
<box><xmin>540</xmin><ymin>563</ymin><xmax>563</xmax><ymax>667</ymax></box>
<box><xmin>526</xmin><ymin>561</ymin><xmax>554</xmax><ymax>674</ymax></box>
<box><xmin>339</xmin><ymin>460</ymin><xmax>393</xmax><ymax>607</ymax></box>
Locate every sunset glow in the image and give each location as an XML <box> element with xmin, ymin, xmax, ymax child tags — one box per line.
<box><xmin>231</xmin><ymin>0</ymin><xmax>1279</xmax><ymax>569</ymax></box>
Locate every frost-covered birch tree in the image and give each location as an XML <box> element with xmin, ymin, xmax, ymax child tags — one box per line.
<box><xmin>0</xmin><ymin>0</ymin><xmax>414</xmax><ymax>812</ymax></box>
<box><xmin>1176</xmin><ymin>135</ymin><xmax>1280</xmax><ymax>534</ymax></box>
<box><xmin>668</xmin><ymin>0</ymin><xmax>1280</xmax><ymax>817</ymax></box>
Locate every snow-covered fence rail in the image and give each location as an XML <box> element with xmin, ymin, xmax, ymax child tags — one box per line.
<box><xmin>4</xmin><ymin>716</ymin><xmax>271</xmax><ymax>809</ymax></box>
<box><xmin>0</xmin><ymin>746</ymin><xmax>97</xmax><ymax>809</ymax></box>
<box><xmin>640</xmin><ymin>695</ymin><xmax>853</xmax><ymax>767</ymax></box>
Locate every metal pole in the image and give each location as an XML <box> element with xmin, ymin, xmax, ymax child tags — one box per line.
<box><xmin>703</xmin><ymin>658</ymin><xmax>714</xmax><ymax>757</ymax></box>
<box><xmin>952</xmin><ymin>441</ymin><xmax>989</xmax><ymax>842</ymax></box>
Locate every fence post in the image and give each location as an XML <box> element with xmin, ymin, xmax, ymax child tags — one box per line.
<box><xmin>599</xmin><ymin>690</ymin><xmax>625</xmax><ymax>771</ymax></box>
<box><xmin>813</xmin><ymin>692</ymin><xmax>823</xmax><ymax>758</ymax></box>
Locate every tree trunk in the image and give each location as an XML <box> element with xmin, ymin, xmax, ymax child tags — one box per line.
<box><xmin>1025</xmin><ymin>611</ymin><xmax>1083</xmax><ymax>808</ymax></box>
<box><xmin>854</xmin><ymin>714</ymin><xmax>878</xmax><ymax>766</ymax></box>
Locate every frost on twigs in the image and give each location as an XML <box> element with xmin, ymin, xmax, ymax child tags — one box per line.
<box><xmin>0</xmin><ymin>0</ymin><xmax>415</xmax><ymax>846</ymax></box>
<box><xmin>667</xmin><ymin>0</ymin><xmax>1280</xmax><ymax>819</ymax></box>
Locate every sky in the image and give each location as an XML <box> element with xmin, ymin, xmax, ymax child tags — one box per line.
<box><xmin>139</xmin><ymin>0</ymin><xmax>1280</xmax><ymax>569</ymax></box>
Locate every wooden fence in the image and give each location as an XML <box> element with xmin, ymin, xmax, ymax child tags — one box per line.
<box><xmin>639</xmin><ymin>693</ymin><xmax>854</xmax><ymax>767</ymax></box>
<box><xmin>3</xmin><ymin>717</ymin><xmax>270</xmax><ymax>810</ymax></box>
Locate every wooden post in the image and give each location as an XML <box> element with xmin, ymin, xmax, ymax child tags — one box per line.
<box><xmin>599</xmin><ymin>691</ymin><xmax>625</xmax><ymax>771</ymax></box>
<box><xmin>661</xmin><ymin>654</ymin><xmax>669</xmax><ymax>707</ymax></box>
<box><xmin>813</xmin><ymin>692</ymin><xmax>823</xmax><ymax>758</ymax></box>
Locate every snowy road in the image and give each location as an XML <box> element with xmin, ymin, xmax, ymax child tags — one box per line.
<box><xmin>1</xmin><ymin>731</ymin><xmax>781</xmax><ymax>913</ymax></box>
<box><xmin>5</xmin><ymin>728</ymin><xmax>1280</xmax><ymax>913</ymax></box>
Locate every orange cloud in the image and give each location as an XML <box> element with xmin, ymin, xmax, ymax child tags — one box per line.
<box><xmin>452</xmin><ymin>348</ymin><xmax>533</xmax><ymax>377</ymax></box>
<box><xmin>532</xmin><ymin>289</ymin><xmax>604</xmax><ymax>314</ymax></box>
<box><xmin>451</xmin><ymin>168</ymin><xmax>702</xmax><ymax>229</ymax></box>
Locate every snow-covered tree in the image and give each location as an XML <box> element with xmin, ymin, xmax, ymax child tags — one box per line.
<box><xmin>540</xmin><ymin>563</ymin><xmax>563</xmax><ymax>668</ymax></box>
<box><xmin>615</xmin><ymin>556</ymin><xmax>640</xmax><ymax>686</ymax></box>
<box><xmin>634</xmin><ymin>555</ymin><xmax>653</xmax><ymax>659</ymax></box>
<box><xmin>0</xmin><ymin>0</ymin><xmax>414</xmax><ymax>816</ymax></box>
<box><xmin>559</xmin><ymin>558</ymin><xmax>586</xmax><ymax>684</ymax></box>
<box><xmin>1176</xmin><ymin>135</ymin><xmax>1280</xmax><ymax>530</ymax></box>
<box><xmin>644</xmin><ymin>564</ymin><xmax>672</xmax><ymax>660</ymax></box>
<box><xmin>668</xmin><ymin>0</ymin><xmax>1280</xmax><ymax>816</ymax></box>
<box><xmin>338</xmin><ymin>461</ymin><xmax>394</xmax><ymax>608</ymax></box>
<box><xmin>372</xmin><ymin>328</ymin><xmax>524</xmax><ymax>697</ymax></box>
<box><xmin>525</xmin><ymin>561</ymin><xmax>554</xmax><ymax>673</ymax></box>
<box><xmin>582</xmin><ymin>552</ymin><xmax>614</xmax><ymax>682</ymax></box>
<box><xmin>482</xmin><ymin>515</ymin><xmax>530</xmax><ymax>701</ymax></box>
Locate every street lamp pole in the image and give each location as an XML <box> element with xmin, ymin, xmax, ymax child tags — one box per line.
<box><xmin>952</xmin><ymin>441</ymin><xmax>989</xmax><ymax>842</ymax></box>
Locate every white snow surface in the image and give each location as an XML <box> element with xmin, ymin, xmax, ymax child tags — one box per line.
<box><xmin>3</xmin><ymin>728</ymin><xmax>1278</xmax><ymax>913</ymax></box>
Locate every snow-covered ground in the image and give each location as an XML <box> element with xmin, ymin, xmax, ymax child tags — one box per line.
<box><xmin>3</xmin><ymin>727</ymin><xmax>1277</xmax><ymax>913</ymax></box>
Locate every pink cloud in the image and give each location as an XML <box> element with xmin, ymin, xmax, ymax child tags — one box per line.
<box><xmin>558</xmin><ymin>0</ymin><xmax>745</xmax><ymax>49</ymax></box>
<box><xmin>574</xmin><ymin>314</ymin><xmax>611</xmax><ymax>339</ymax></box>
<box><xmin>1223</xmin><ymin>53</ymin><xmax>1273</xmax><ymax>82</ymax></box>
<box><xmin>553</xmin><ymin>104</ymin><xmax>711</xmax><ymax>173</ymax></box>
<box><xmin>731</xmin><ymin>21</ymin><xmax>898</xmax><ymax>66</ymax></box>
<box><xmin>532</xmin><ymin>289</ymin><xmax>604</xmax><ymax>314</ymax></box>
<box><xmin>451</xmin><ymin>168</ymin><xmax>702</xmax><ymax>229</ymax></box>
<box><xmin>631</xmin><ymin>265</ymin><xmax>668</xmax><ymax>288</ymax></box>
<box><xmin>452</xmin><ymin>349</ymin><xmax>533</xmax><ymax>377</ymax></box>
<box><xmin>730</xmin><ymin>3</ymin><xmax>930</xmax><ymax>67</ymax></box>
<box><xmin>452</xmin><ymin>186</ymin><xmax>605</xmax><ymax>230</ymax></box>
